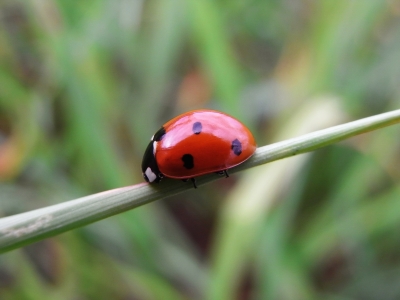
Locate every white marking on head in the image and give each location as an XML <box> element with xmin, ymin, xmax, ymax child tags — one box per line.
<box><xmin>153</xmin><ymin>141</ymin><xmax>157</xmax><ymax>155</ymax></box>
<box><xmin>145</xmin><ymin>167</ymin><xmax>157</xmax><ymax>182</ymax></box>
<box><xmin>151</xmin><ymin>134</ymin><xmax>154</xmax><ymax>141</ymax></box>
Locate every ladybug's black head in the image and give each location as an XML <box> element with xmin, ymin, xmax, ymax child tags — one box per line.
<box><xmin>141</xmin><ymin>127</ymin><xmax>165</xmax><ymax>183</ymax></box>
<box><xmin>141</xmin><ymin>141</ymin><xmax>162</xmax><ymax>183</ymax></box>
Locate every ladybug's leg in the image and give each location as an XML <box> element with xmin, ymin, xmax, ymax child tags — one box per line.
<box><xmin>190</xmin><ymin>178</ymin><xmax>197</xmax><ymax>189</ymax></box>
<box><xmin>157</xmin><ymin>173</ymin><xmax>164</xmax><ymax>183</ymax></box>
<box><xmin>216</xmin><ymin>170</ymin><xmax>229</xmax><ymax>178</ymax></box>
<box><xmin>182</xmin><ymin>178</ymin><xmax>197</xmax><ymax>188</ymax></box>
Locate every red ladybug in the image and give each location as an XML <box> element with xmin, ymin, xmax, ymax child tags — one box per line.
<box><xmin>141</xmin><ymin>109</ymin><xmax>256</xmax><ymax>188</ymax></box>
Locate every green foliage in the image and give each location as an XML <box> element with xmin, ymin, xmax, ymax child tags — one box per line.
<box><xmin>0</xmin><ymin>0</ymin><xmax>400</xmax><ymax>299</ymax></box>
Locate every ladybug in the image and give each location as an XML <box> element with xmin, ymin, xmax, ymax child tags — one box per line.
<box><xmin>141</xmin><ymin>109</ymin><xmax>256</xmax><ymax>188</ymax></box>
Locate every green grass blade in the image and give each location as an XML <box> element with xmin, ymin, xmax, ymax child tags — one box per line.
<box><xmin>1</xmin><ymin>109</ymin><xmax>400</xmax><ymax>253</ymax></box>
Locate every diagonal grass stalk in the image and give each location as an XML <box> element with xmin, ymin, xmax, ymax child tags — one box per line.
<box><xmin>1</xmin><ymin>109</ymin><xmax>400</xmax><ymax>253</ymax></box>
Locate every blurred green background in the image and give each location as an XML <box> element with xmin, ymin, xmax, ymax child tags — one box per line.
<box><xmin>1</xmin><ymin>0</ymin><xmax>400</xmax><ymax>299</ymax></box>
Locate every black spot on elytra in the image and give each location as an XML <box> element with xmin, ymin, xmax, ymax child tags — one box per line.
<box><xmin>231</xmin><ymin>139</ymin><xmax>242</xmax><ymax>156</ymax></box>
<box><xmin>192</xmin><ymin>122</ymin><xmax>202</xmax><ymax>134</ymax></box>
<box><xmin>182</xmin><ymin>154</ymin><xmax>194</xmax><ymax>169</ymax></box>
<box><xmin>153</xmin><ymin>127</ymin><xmax>166</xmax><ymax>141</ymax></box>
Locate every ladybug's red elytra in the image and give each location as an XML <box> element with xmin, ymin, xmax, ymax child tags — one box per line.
<box><xmin>141</xmin><ymin>109</ymin><xmax>256</xmax><ymax>188</ymax></box>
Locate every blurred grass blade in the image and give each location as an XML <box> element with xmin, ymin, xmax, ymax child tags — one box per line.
<box><xmin>1</xmin><ymin>109</ymin><xmax>400</xmax><ymax>253</ymax></box>
<box><xmin>187</xmin><ymin>0</ymin><xmax>243</xmax><ymax>114</ymax></box>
